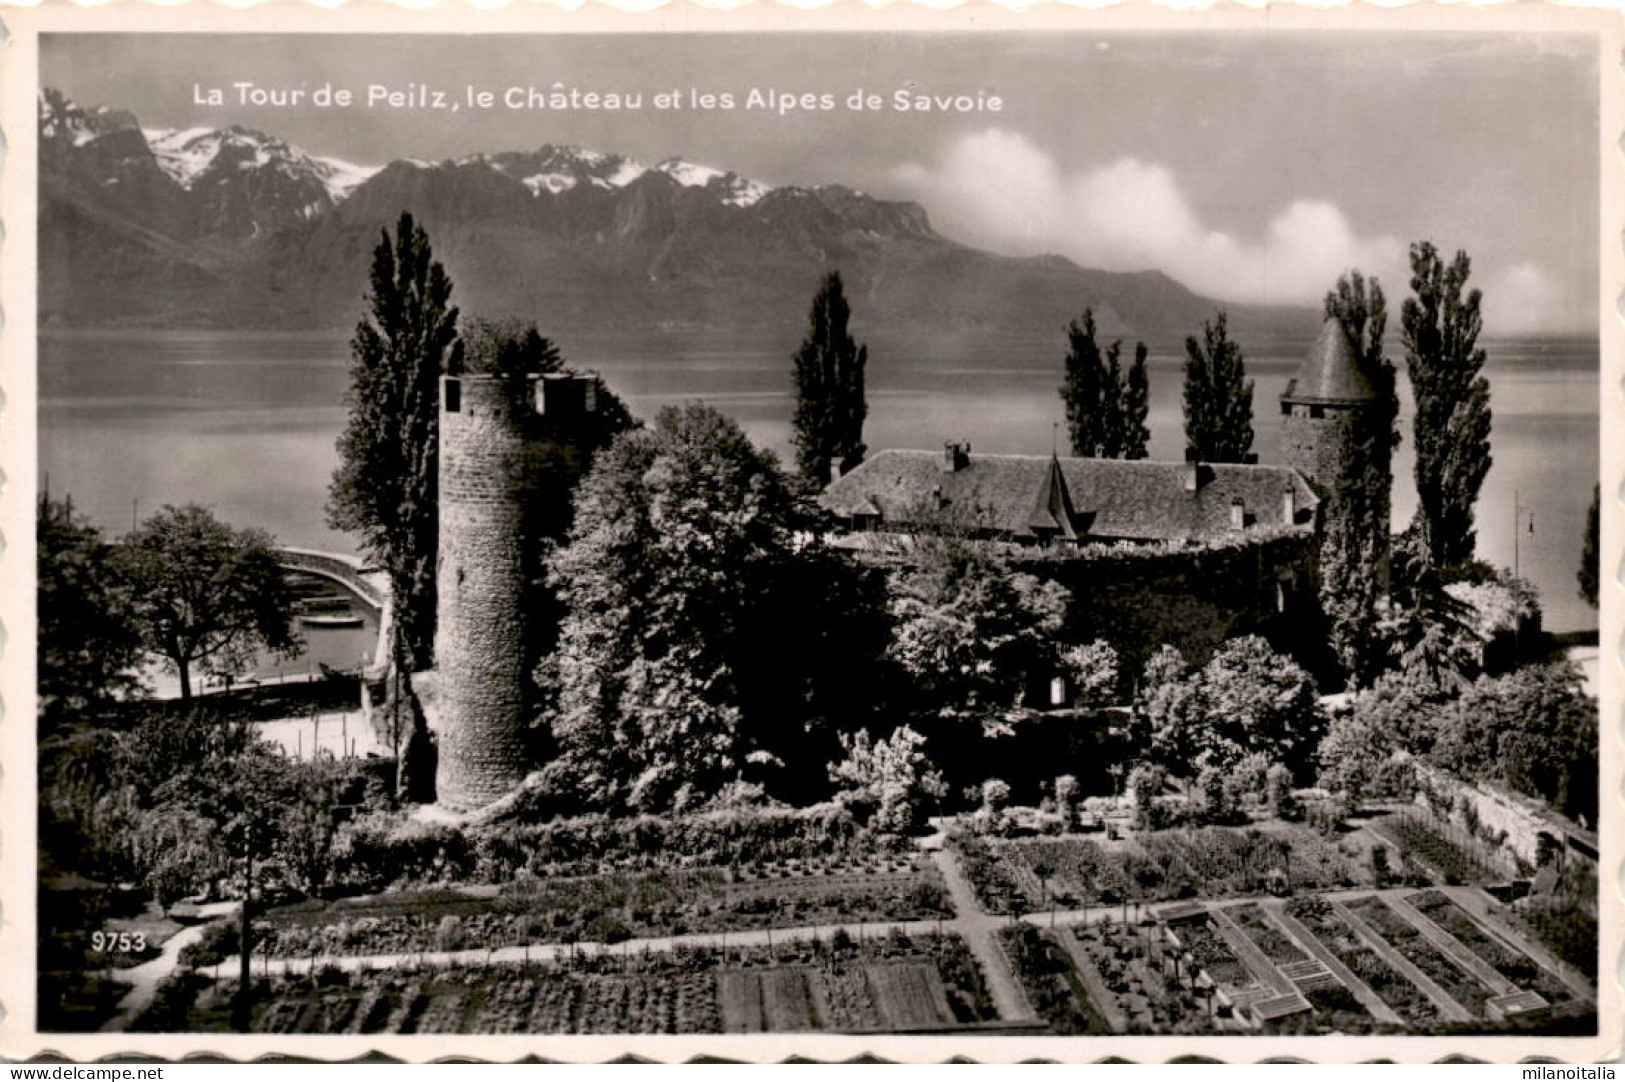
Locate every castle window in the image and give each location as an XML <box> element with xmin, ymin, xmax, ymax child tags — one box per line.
<box><xmin>1309</xmin><ymin>404</ymin><xmax>1325</xmax><ymax>419</ymax></box>
<box><xmin>444</xmin><ymin>379</ymin><xmax>462</xmax><ymax>413</ymax></box>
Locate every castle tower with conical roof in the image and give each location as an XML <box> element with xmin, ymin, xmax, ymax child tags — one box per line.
<box><xmin>1279</xmin><ymin>318</ymin><xmax>1380</xmax><ymax>500</ymax></box>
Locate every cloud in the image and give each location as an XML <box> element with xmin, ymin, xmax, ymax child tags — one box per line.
<box><xmin>1482</xmin><ymin>261</ymin><xmax>1580</xmax><ymax>335</ymax></box>
<box><xmin>892</xmin><ymin>128</ymin><xmax>1408</xmax><ymax>308</ymax></box>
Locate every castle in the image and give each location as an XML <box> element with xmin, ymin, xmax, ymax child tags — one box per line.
<box><xmin>419</xmin><ymin>318</ymin><xmax>1380</xmax><ymax>808</ymax></box>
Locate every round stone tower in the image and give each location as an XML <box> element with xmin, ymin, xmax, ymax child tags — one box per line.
<box><xmin>427</xmin><ymin>371</ymin><xmax>600</xmax><ymax>809</ymax></box>
<box><xmin>1279</xmin><ymin>318</ymin><xmax>1380</xmax><ymax>498</ymax></box>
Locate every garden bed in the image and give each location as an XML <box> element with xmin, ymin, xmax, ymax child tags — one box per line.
<box><xmin>1343</xmin><ymin>895</ymin><xmax>1494</xmax><ymax>1016</ymax></box>
<box><xmin>1227</xmin><ymin>904</ymin><xmax>1308</xmax><ymax>968</ymax></box>
<box><xmin>1175</xmin><ymin>918</ymin><xmax>1253</xmax><ymax>993</ymax></box>
<box><xmin>1377</xmin><ymin>817</ymin><xmax>1488</xmax><ymax>885</ymax></box>
<box><xmin>251</xmin><ymin>864</ymin><xmax>950</xmax><ymax>959</ymax></box>
<box><xmin>1066</xmin><ymin>920</ymin><xmax>1228</xmax><ymax>1035</ymax></box>
<box><xmin>147</xmin><ymin>931</ymin><xmax>994</xmax><ymax>1034</ymax></box>
<box><xmin>984</xmin><ymin>824</ymin><xmax>1366</xmax><ymax>912</ymax></box>
<box><xmin>1407</xmin><ymin>891</ymin><xmax>1573</xmax><ymax>1006</ymax></box>
<box><xmin>997</xmin><ymin>924</ymin><xmax>1113</xmax><ymax>1034</ymax></box>
<box><xmin>1284</xmin><ymin>897</ymin><xmax>1440</xmax><ymax>1027</ymax></box>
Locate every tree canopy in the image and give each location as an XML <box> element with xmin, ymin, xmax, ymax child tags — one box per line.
<box><xmin>886</xmin><ymin>537</ymin><xmax>1069</xmax><ymax>724</ymax></box>
<box><xmin>1060</xmin><ymin>310</ymin><xmax>1150</xmax><ymax>459</ymax></box>
<box><xmin>327</xmin><ymin>211</ymin><xmax>460</xmax><ymax>673</ymax></box>
<box><xmin>37</xmin><ymin>494</ymin><xmax>144</xmax><ymax>725</ymax></box>
<box><xmin>114</xmin><ymin>504</ymin><xmax>297</xmax><ymax>701</ymax></box>
<box><xmin>544</xmin><ymin>403</ymin><xmax>877</xmax><ymax>812</ymax></box>
<box><xmin>1402</xmin><ymin>241</ymin><xmax>1492</xmax><ymax>574</ymax></box>
<box><xmin>1140</xmin><ymin>636</ymin><xmax>1321</xmax><ymax>778</ymax></box>
<box><xmin>791</xmin><ymin>271</ymin><xmax>868</xmax><ymax>484</ymax></box>
<box><xmin>1181</xmin><ymin>312</ymin><xmax>1254</xmax><ymax>463</ymax></box>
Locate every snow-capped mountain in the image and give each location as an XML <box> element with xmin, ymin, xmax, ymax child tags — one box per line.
<box><xmin>455</xmin><ymin>145</ymin><xmax>770</xmax><ymax>207</ymax></box>
<box><xmin>144</xmin><ymin>125</ymin><xmax>379</xmax><ymax>207</ymax></box>
<box><xmin>39</xmin><ymin>87</ymin><xmax>1298</xmax><ymax>343</ymax></box>
<box><xmin>39</xmin><ymin>88</ymin><xmax>141</xmax><ymax>148</ymax></box>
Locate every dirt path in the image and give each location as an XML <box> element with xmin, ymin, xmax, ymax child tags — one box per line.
<box><xmin>101</xmin><ymin>918</ymin><xmax>226</xmax><ymax>1032</ymax></box>
<box><xmin>925</xmin><ymin>848</ymin><xmax>1035</xmax><ymax>1022</ymax></box>
<box><xmin>250</xmin><ymin>917</ymin><xmax>950</xmax><ymax>978</ymax></box>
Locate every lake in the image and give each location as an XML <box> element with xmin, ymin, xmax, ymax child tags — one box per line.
<box><xmin>38</xmin><ymin>328</ymin><xmax>1600</xmax><ymax>634</ymax></box>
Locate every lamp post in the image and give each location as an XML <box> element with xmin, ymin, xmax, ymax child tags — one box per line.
<box><xmin>1512</xmin><ymin>488</ymin><xmax>1535</xmax><ymax>580</ymax></box>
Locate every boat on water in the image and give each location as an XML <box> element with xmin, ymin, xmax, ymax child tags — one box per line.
<box><xmin>300</xmin><ymin>613</ymin><xmax>365</xmax><ymax>629</ymax></box>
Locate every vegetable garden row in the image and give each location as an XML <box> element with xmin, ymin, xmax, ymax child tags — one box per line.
<box><xmin>143</xmin><ymin>931</ymin><xmax>998</xmax><ymax>1034</ymax></box>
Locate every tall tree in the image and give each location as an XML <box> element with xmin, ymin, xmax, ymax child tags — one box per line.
<box><xmin>114</xmin><ymin>504</ymin><xmax>297</xmax><ymax>701</ymax></box>
<box><xmin>1578</xmin><ymin>482</ymin><xmax>1600</xmax><ymax>609</ymax></box>
<box><xmin>327</xmin><ymin>212</ymin><xmax>459</xmax><ymax>674</ymax></box>
<box><xmin>37</xmin><ymin>493</ymin><xmax>144</xmax><ymax>725</ymax></box>
<box><xmin>886</xmin><ymin>536</ymin><xmax>1069</xmax><ymax>722</ymax></box>
<box><xmin>1060</xmin><ymin>312</ymin><xmax>1105</xmax><ymax>457</ymax></box>
<box><xmin>1122</xmin><ymin>342</ymin><xmax>1152</xmax><ymax>460</ymax></box>
<box><xmin>1321</xmin><ymin>272</ymin><xmax>1399</xmax><ymax>687</ymax></box>
<box><xmin>791</xmin><ymin>271</ymin><xmax>868</xmax><ymax>484</ymax></box>
<box><xmin>1060</xmin><ymin>310</ymin><xmax>1151</xmax><ymax>459</ymax></box>
<box><xmin>1402</xmin><ymin>241</ymin><xmax>1492</xmax><ymax>573</ymax></box>
<box><xmin>545</xmin><ymin>404</ymin><xmax>872</xmax><ymax>812</ymax></box>
<box><xmin>1182</xmin><ymin>312</ymin><xmax>1254</xmax><ymax>463</ymax></box>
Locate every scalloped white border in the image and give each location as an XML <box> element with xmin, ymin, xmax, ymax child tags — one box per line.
<box><xmin>0</xmin><ymin>1</ymin><xmax>1618</xmax><ymax>1063</ymax></box>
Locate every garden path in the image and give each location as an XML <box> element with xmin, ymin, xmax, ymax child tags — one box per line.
<box><xmin>100</xmin><ymin>916</ymin><xmax>231</xmax><ymax>1032</ymax></box>
<box><xmin>244</xmin><ymin>917</ymin><xmax>951</xmax><ymax>979</ymax></box>
<box><xmin>924</xmin><ymin>848</ymin><xmax>1035</xmax><ymax>1023</ymax></box>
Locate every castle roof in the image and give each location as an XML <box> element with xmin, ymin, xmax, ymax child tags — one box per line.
<box><xmin>821</xmin><ymin>449</ymin><xmax>1319</xmax><ymax>545</ymax></box>
<box><xmin>1282</xmin><ymin>318</ymin><xmax>1377</xmax><ymax>404</ymax></box>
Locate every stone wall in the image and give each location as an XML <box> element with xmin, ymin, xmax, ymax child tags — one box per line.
<box><xmin>1413</xmin><ymin>763</ymin><xmax>1598</xmax><ymax>870</ymax></box>
<box><xmin>1280</xmin><ymin>400</ymin><xmax>1370</xmax><ymax>497</ymax></box>
<box><xmin>1011</xmin><ymin>531</ymin><xmax>1322</xmax><ymax>670</ymax></box>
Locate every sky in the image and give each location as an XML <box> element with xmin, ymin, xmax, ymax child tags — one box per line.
<box><xmin>43</xmin><ymin>31</ymin><xmax>1601</xmax><ymax>334</ymax></box>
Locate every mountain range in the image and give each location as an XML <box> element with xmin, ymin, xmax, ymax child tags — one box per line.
<box><xmin>38</xmin><ymin>88</ymin><xmax>1315</xmax><ymax>348</ymax></box>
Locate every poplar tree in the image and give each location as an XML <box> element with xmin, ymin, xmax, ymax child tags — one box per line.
<box><xmin>1182</xmin><ymin>312</ymin><xmax>1254</xmax><ymax>463</ymax></box>
<box><xmin>1123</xmin><ymin>342</ymin><xmax>1152</xmax><ymax>460</ymax></box>
<box><xmin>791</xmin><ymin>272</ymin><xmax>868</xmax><ymax>485</ymax></box>
<box><xmin>1402</xmin><ymin>241</ymin><xmax>1492</xmax><ymax>574</ymax></box>
<box><xmin>1061</xmin><ymin>312</ymin><xmax>1105</xmax><ymax>457</ymax></box>
<box><xmin>327</xmin><ymin>212</ymin><xmax>459</xmax><ymax>674</ymax></box>
<box><xmin>1060</xmin><ymin>310</ymin><xmax>1150</xmax><ymax>459</ymax></box>
<box><xmin>1578</xmin><ymin>482</ymin><xmax>1600</xmax><ymax>609</ymax></box>
<box><xmin>1321</xmin><ymin>271</ymin><xmax>1398</xmax><ymax>686</ymax></box>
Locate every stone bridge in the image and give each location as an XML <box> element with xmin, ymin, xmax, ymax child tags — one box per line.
<box><xmin>276</xmin><ymin>546</ymin><xmax>392</xmax><ymax>681</ymax></box>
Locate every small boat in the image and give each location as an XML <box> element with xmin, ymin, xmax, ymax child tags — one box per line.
<box><xmin>301</xmin><ymin>613</ymin><xmax>365</xmax><ymax>629</ymax></box>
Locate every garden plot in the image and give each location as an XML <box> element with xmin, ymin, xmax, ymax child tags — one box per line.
<box><xmin>252</xmin><ymin>862</ymin><xmax>950</xmax><ymax>959</ymax></box>
<box><xmin>1368</xmin><ymin>815</ymin><xmax>1497</xmax><ymax>885</ymax></box>
<box><xmin>1406</xmin><ymin>890</ymin><xmax>1577</xmax><ymax>1009</ymax></box>
<box><xmin>151</xmin><ymin>932</ymin><xmax>995</xmax><ymax>1034</ymax></box>
<box><xmin>1342</xmin><ymin>895</ymin><xmax>1498</xmax><ymax>1018</ymax></box>
<box><xmin>1063</xmin><ymin>918</ymin><xmax>1237</xmax><ymax>1034</ymax></box>
<box><xmin>718</xmin><ymin>962</ymin><xmax>959</xmax><ymax>1032</ymax></box>
<box><xmin>985</xmin><ymin>825</ymin><xmax>1367</xmax><ymax>913</ymax></box>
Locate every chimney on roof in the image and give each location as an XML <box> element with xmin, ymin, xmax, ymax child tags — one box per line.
<box><xmin>1183</xmin><ymin>447</ymin><xmax>1203</xmax><ymax>492</ymax></box>
<box><xmin>1230</xmin><ymin>498</ymin><xmax>1246</xmax><ymax>531</ymax></box>
<box><xmin>1282</xmin><ymin>488</ymin><xmax>1296</xmax><ymax>525</ymax></box>
<box><xmin>942</xmin><ymin>441</ymin><xmax>971</xmax><ymax>473</ymax></box>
